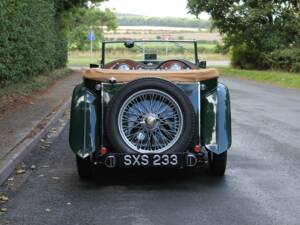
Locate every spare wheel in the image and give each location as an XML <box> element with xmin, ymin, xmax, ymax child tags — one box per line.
<box><xmin>105</xmin><ymin>78</ymin><xmax>196</xmax><ymax>154</ymax></box>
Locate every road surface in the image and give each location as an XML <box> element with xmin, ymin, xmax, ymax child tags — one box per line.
<box><xmin>1</xmin><ymin>77</ymin><xmax>300</xmax><ymax>225</ymax></box>
<box><xmin>207</xmin><ymin>60</ymin><xmax>230</xmax><ymax>67</ymax></box>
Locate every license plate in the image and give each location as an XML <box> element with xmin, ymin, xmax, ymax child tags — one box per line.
<box><xmin>116</xmin><ymin>154</ymin><xmax>186</xmax><ymax>167</ymax></box>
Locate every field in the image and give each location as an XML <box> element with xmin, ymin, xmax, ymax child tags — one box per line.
<box><xmin>68</xmin><ymin>26</ymin><xmax>228</xmax><ymax>67</ymax></box>
<box><xmin>69</xmin><ymin>26</ymin><xmax>228</xmax><ymax>66</ymax></box>
<box><xmin>105</xmin><ymin>26</ymin><xmax>221</xmax><ymax>42</ymax></box>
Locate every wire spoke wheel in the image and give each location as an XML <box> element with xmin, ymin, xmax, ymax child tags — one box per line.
<box><xmin>118</xmin><ymin>89</ymin><xmax>183</xmax><ymax>153</ymax></box>
<box><xmin>106</xmin><ymin>78</ymin><xmax>195</xmax><ymax>155</ymax></box>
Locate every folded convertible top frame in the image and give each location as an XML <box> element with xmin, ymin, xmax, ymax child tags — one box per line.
<box><xmin>84</xmin><ymin>68</ymin><xmax>219</xmax><ymax>83</ymax></box>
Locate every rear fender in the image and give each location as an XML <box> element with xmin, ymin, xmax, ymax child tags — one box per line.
<box><xmin>69</xmin><ymin>83</ymin><xmax>100</xmax><ymax>158</ymax></box>
<box><xmin>202</xmin><ymin>83</ymin><xmax>231</xmax><ymax>154</ymax></box>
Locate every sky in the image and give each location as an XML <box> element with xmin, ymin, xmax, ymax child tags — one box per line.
<box><xmin>100</xmin><ymin>0</ymin><xmax>209</xmax><ymax>19</ymax></box>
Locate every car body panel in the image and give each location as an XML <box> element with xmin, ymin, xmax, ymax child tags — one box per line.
<box><xmin>69</xmin><ymin>84</ymin><xmax>100</xmax><ymax>158</ymax></box>
<box><xmin>202</xmin><ymin>83</ymin><xmax>231</xmax><ymax>154</ymax></box>
<box><xmin>69</xmin><ymin>78</ymin><xmax>232</xmax><ymax>158</ymax></box>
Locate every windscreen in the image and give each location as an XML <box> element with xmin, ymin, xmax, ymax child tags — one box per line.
<box><xmin>104</xmin><ymin>41</ymin><xmax>196</xmax><ymax>63</ymax></box>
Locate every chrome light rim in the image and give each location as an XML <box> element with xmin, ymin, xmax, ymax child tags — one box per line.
<box><xmin>118</xmin><ymin>89</ymin><xmax>183</xmax><ymax>153</ymax></box>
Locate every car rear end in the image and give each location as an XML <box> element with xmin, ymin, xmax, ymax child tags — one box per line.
<box><xmin>69</xmin><ymin>69</ymin><xmax>231</xmax><ymax>179</ymax></box>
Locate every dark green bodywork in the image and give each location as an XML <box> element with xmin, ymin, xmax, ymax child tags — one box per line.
<box><xmin>69</xmin><ymin>84</ymin><xmax>100</xmax><ymax>158</ymax></box>
<box><xmin>69</xmin><ymin>78</ymin><xmax>231</xmax><ymax>158</ymax></box>
<box><xmin>202</xmin><ymin>82</ymin><xmax>231</xmax><ymax>154</ymax></box>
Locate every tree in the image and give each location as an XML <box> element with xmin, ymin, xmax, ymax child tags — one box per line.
<box><xmin>54</xmin><ymin>0</ymin><xmax>107</xmax><ymax>12</ymax></box>
<box><xmin>0</xmin><ymin>0</ymin><xmax>115</xmax><ymax>84</ymax></box>
<box><xmin>116</xmin><ymin>14</ymin><xmax>211</xmax><ymax>29</ymax></box>
<box><xmin>187</xmin><ymin>0</ymin><xmax>300</xmax><ymax>69</ymax></box>
<box><xmin>54</xmin><ymin>0</ymin><xmax>116</xmax><ymax>51</ymax></box>
<box><xmin>66</xmin><ymin>7</ymin><xmax>117</xmax><ymax>50</ymax></box>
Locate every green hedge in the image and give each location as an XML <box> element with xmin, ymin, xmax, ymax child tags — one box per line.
<box><xmin>230</xmin><ymin>44</ymin><xmax>300</xmax><ymax>72</ymax></box>
<box><xmin>231</xmin><ymin>44</ymin><xmax>266</xmax><ymax>70</ymax></box>
<box><xmin>0</xmin><ymin>0</ymin><xmax>67</xmax><ymax>86</ymax></box>
<box><xmin>265</xmin><ymin>48</ymin><xmax>300</xmax><ymax>73</ymax></box>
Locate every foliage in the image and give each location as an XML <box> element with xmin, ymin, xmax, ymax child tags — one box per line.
<box><xmin>0</xmin><ymin>0</ymin><xmax>110</xmax><ymax>85</ymax></box>
<box><xmin>67</xmin><ymin>7</ymin><xmax>117</xmax><ymax>50</ymax></box>
<box><xmin>265</xmin><ymin>48</ymin><xmax>300</xmax><ymax>73</ymax></box>
<box><xmin>117</xmin><ymin>14</ymin><xmax>211</xmax><ymax>29</ymax></box>
<box><xmin>0</xmin><ymin>0</ymin><xmax>67</xmax><ymax>85</ymax></box>
<box><xmin>231</xmin><ymin>44</ymin><xmax>263</xmax><ymax>70</ymax></box>
<box><xmin>54</xmin><ymin>0</ymin><xmax>107</xmax><ymax>12</ymax></box>
<box><xmin>0</xmin><ymin>69</ymin><xmax>71</xmax><ymax>97</ymax></box>
<box><xmin>187</xmin><ymin>0</ymin><xmax>300</xmax><ymax>70</ymax></box>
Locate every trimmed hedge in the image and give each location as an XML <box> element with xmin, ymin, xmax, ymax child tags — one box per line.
<box><xmin>0</xmin><ymin>0</ymin><xmax>67</xmax><ymax>85</ymax></box>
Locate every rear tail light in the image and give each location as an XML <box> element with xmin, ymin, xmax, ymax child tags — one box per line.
<box><xmin>100</xmin><ymin>147</ymin><xmax>108</xmax><ymax>156</ymax></box>
<box><xmin>194</xmin><ymin>145</ymin><xmax>201</xmax><ymax>153</ymax></box>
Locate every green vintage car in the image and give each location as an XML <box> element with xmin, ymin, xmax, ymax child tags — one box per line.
<box><xmin>69</xmin><ymin>40</ymin><xmax>231</xmax><ymax>179</ymax></box>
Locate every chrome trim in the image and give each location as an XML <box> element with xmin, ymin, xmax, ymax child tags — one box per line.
<box><xmin>200</xmin><ymin>83</ymin><xmax>206</xmax><ymax>91</ymax></box>
<box><xmin>198</xmin><ymin>82</ymin><xmax>201</xmax><ymax>146</ymax></box>
<box><xmin>205</xmin><ymin>91</ymin><xmax>218</xmax><ymax>152</ymax></box>
<box><xmin>105</xmin><ymin>155</ymin><xmax>116</xmax><ymax>168</ymax></box>
<box><xmin>109</xmin><ymin>77</ymin><xmax>117</xmax><ymax>83</ymax></box>
<box><xmin>77</xmin><ymin>152</ymin><xmax>90</xmax><ymax>159</ymax></box>
<box><xmin>95</xmin><ymin>84</ymin><xmax>101</xmax><ymax>91</ymax></box>
<box><xmin>83</xmin><ymin>93</ymin><xmax>87</xmax><ymax>157</ymax></box>
<box><xmin>187</xmin><ymin>154</ymin><xmax>198</xmax><ymax>167</ymax></box>
<box><xmin>104</xmin><ymin>82</ymin><xmax>199</xmax><ymax>85</ymax></box>
<box><xmin>101</xmin><ymin>83</ymin><xmax>104</xmax><ymax>147</ymax></box>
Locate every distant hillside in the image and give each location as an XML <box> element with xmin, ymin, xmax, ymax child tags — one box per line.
<box><xmin>117</xmin><ymin>14</ymin><xmax>211</xmax><ymax>29</ymax></box>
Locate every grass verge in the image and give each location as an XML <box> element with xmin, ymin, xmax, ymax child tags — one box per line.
<box><xmin>0</xmin><ymin>68</ymin><xmax>72</xmax><ymax>97</ymax></box>
<box><xmin>218</xmin><ymin>67</ymin><xmax>300</xmax><ymax>89</ymax></box>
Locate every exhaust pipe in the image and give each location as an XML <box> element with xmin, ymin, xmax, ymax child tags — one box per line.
<box><xmin>105</xmin><ymin>155</ymin><xmax>116</xmax><ymax>168</ymax></box>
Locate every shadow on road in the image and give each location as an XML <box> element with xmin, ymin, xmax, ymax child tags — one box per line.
<box><xmin>76</xmin><ymin>166</ymin><xmax>227</xmax><ymax>190</ymax></box>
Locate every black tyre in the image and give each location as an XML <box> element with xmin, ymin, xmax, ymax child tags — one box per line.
<box><xmin>76</xmin><ymin>156</ymin><xmax>94</xmax><ymax>180</ymax></box>
<box><xmin>208</xmin><ymin>151</ymin><xmax>227</xmax><ymax>176</ymax></box>
<box><xmin>105</xmin><ymin>78</ymin><xmax>196</xmax><ymax>154</ymax></box>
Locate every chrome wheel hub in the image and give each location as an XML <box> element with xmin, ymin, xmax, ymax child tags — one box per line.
<box><xmin>118</xmin><ymin>89</ymin><xmax>183</xmax><ymax>154</ymax></box>
<box><xmin>145</xmin><ymin>113</ymin><xmax>158</xmax><ymax>129</ymax></box>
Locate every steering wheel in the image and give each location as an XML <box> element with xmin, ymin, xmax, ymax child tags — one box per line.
<box><xmin>158</xmin><ymin>60</ymin><xmax>196</xmax><ymax>70</ymax></box>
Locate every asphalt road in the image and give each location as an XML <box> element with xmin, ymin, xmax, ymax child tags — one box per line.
<box><xmin>1</xmin><ymin>77</ymin><xmax>300</xmax><ymax>225</ymax></box>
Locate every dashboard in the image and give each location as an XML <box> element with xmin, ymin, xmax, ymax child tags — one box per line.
<box><xmin>103</xmin><ymin>59</ymin><xmax>197</xmax><ymax>71</ymax></box>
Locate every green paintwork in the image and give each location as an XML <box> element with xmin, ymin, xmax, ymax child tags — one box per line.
<box><xmin>69</xmin><ymin>83</ymin><xmax>100</xmax><ymax>158</ymax></box>
<box><xmin>202</xmin><ymin>83</ymin><xmax>231</xmax><ymax>154</ymax></box>
<box><xmin>69</xmin><ymin>78</ymin><xmax>231</xmax><ymax>157</ymax></box>
<box><xmin>176</xmin><ymin>83</ymin><xmax>200</xmax><ymax>146</ymax></box>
